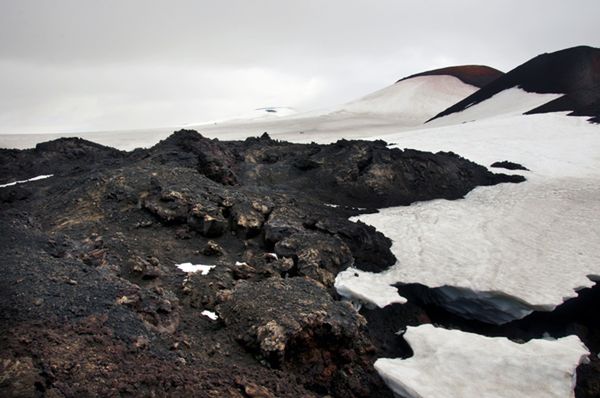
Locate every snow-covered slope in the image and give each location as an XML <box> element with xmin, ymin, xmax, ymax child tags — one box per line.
<box><xmin>194</xmin><ymin>74</ymin><xmax>478</xmax><ymax>139</ymax></box>
<box><xmin>428</xmin><ymin>88</ymin><xmax>562</xmax><ymax>126</ymax></box>
<box><xmin>336</xmin><ymin>113</ymin><xmax>600</xmax><ymax>323</ymax></box>
<box><xmin>334</xmin><ymin>75</ymin><xmax>478</xmax><ymax>123</ymax></box>
<box><xmin>0</xmin><ymin>74</ymin><xmax>478</xmax><ymax>150</ymax></box>
<box><xmin>376</xmin><ymin>324</ymin><xmax>589</xmax><ymax>398</ymax></box>
<box><xmin>185</xmin><ymin>106</ymin><xmax>297</xmax><ymax>126</ymax></box>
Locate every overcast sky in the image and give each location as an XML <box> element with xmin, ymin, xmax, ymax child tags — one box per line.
<box><xmin>1</xmin><ymin>0</ymin><xmax>598</xmax><ymax>134</ymax></box>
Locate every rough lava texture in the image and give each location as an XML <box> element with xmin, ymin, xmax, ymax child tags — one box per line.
<box><xmin>0</xmin><ymin>130</ymin><xmax>524</xmax><ymax>397</ymax></box>
<box><xmin>217</xmin><ymin>277</ymin><xmax>392</xmax><ymax>397</ymax></box>
<box><xmin>0</xmin><ymin>137</ymin><xmax>125</xmax><ymax>184</ymax></box>
<box><xmin>430</xmin><ymin>46</ymin><xmax>600</xmax><ymax>122</ymax></box>
<box><xmin>490</xmin><ymin>160</ymin><xmax>529</xmax><ymax>171</ymax></box>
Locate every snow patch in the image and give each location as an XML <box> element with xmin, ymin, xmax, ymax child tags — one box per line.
<box><xmin>0</xmin><ymin>174</ymin><xmax>53</xmax><ymax>188</ymax></box>
<box><xmin>335</xmin><ymin>114</ymin><xmax>600</xmax><ymax>323</ymax></box>
<box><xmin>375</xmin><ymin>324</ymin><xmax>589</xmax><ymax>398</ymax></box>
<box><xmin>335</xmin><ymin>268</ymin><xmax>406</xmax><ymax>308</ymax></box>
<box><xmin>175</xmin><ymin>262</ymin><xmax>215</xmax><ymax>275</ymax></box>
<box><xmin>201</xmin><ymin>310</ymin><xmax>218</xmax><ymax>321</ymax></box>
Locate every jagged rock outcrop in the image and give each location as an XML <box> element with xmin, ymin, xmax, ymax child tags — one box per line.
<box><xmin>218</xmin><ymin>277</ymin><xmax>390</xmax><ymax>396</ymax></box>
<box><xmin>0</xmin><ymin>131</ymin><xmax>528</xmax><ymax>397</ymax></box>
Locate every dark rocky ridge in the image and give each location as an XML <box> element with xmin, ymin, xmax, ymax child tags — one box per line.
<box><xmin>396</xmin><ymin>65</ymin><xmax>504</xmax><ymax>88</ymax></box>
<box><xmin>490</xmin><ymin>160</ymin><xmax>529</xmax><ymax>171</ymax></box>
<box><xmin>0</xmin><ymin>130</ymin><xmax>525</xmax><ymax>397</ymax></box>
<box><xmin>0</xmin><ymin>137</ymin><xmax>126</xmax><ymax>184</ymax></box>
<box><xmin>429</xmin><ymin>46</ymin><xmax>600</xmax><ymax>123</ymax></box>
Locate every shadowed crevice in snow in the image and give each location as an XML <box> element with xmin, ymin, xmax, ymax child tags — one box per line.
<box><xmin>393</xmin><ymin>282</ymin><xmax>539</xmax><ymax>325</ymax></box>
<box><xmin>397</xmin><ymin>282</ymin><xmax>600</xmax><ymax>350</ymax></box>
<box><xmin>358</xmin><ymin>282</ymin><xmax>600</xmax><ymax>355</ymax></box>
<box><xmin>393</xmin><ymin>277</ymin><xmax>600</xmax><ymax>329</ymax></box>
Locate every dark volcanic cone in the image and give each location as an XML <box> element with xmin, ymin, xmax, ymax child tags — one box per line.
<box><xmin>397</xmin><ymin>65</ymin><xmax>504</xmax><ymax>88</ymax></box>
<box><xmin>429</xmin><ymin>45</ymin><xmax>600</xmax><ymax>122</ymax></box>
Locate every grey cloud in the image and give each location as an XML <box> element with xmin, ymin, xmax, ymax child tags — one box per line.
<box><xmin>0</xmin><ymin>0</ymin><xmax>599</xmax><ymax>133</ymax></box>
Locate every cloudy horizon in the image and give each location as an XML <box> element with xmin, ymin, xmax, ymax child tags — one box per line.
<box><xmin>1</xmin><ymin>0</ymin><xmax>599</xmax><ymax>134</ymax></box>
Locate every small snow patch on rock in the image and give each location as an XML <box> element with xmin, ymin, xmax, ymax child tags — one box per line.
<box><xmin>175</xmin><ymin>262</ymin><xmax>215</xmax><ymax>275</ymax></box>
<box><xmin>201</xmin><ymin>310</ymin><xmax>218</xmax><ymax>320</ymax></box>
<box><xmin>0</xmin><ymin>174</ymin><xmax>53</xmax><ymax>188</ymax></box>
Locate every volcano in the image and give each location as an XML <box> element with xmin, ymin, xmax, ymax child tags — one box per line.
<box><xmin>430</xmin><ymin>46</ymin><xmax>600</xmax><ymax>123</ymax></box>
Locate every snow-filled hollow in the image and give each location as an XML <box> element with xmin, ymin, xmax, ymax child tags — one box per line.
<box><xmin>376</xmin><ymin>324</ymin><xmax>589</xmax><ymax>398</ymax></box>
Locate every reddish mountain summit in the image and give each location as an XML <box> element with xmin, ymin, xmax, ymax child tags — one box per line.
<box><xmin>397</xmin><ymin>65</ymin><xmax>504</xmax><ymax>88</ymax></box>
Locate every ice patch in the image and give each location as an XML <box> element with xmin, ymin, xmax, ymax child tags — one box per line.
<box><xmin>335</xmin><ymin>268</ymin><xmax>406</xmax><ymax>308</ymax></box>
<box><xmin>175</xmin><ymin>262</ymin><xmax>215</xmax><ymax>275</ymax></box>
<box><xmin>375</xmin><ymin>324</ymin><xmax>589</xmax><ymax>398</ymax></box>
<box><xmin>0</xmin><ymin>174</ymin><xmax>53</xmax><ymax>188</ymax></box>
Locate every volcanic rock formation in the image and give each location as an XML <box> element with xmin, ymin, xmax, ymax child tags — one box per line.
<box><xmin>0</xmin><ymin>130</ymin><xmax>523</xmax><ymax>397</ymax></box>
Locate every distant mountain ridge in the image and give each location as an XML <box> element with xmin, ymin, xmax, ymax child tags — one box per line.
<box><xmin>429</xmin><ymin>46</ymin><xmax>600</xmax><ymax>123</ymax></box>
<box><xmin>397</xmin><ymin>65</ymin><xmax>504</xmax><ymax>88</ymax></box>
